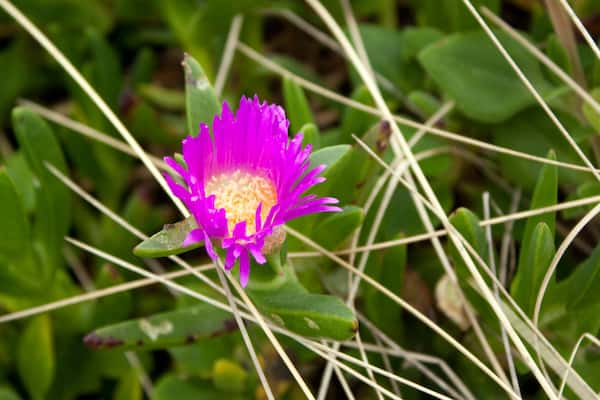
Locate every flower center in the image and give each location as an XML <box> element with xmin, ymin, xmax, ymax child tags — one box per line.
<box><xmin>205</xmin><ymin>170</ymin><xmax>277</xmax><ymax>235</ymax></box>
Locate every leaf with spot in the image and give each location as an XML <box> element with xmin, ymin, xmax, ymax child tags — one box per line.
<box><xmin>83</xmin><ymin>302</ymin><xmax>234</xmax><ymax>351</ymax></box>
<box><xmin>246</xmin><ymin>260</ymin><xmax>357</xmax><ymax>341</ymax></box>
<box><xmin>183</xmin><ymin>54</ymin><xmax>220</xmax><ymax>136</ymax></box>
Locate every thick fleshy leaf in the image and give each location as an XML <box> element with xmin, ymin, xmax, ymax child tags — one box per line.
<box><xmin>247</xmin><ymin>262</ymin><xmax>357</xmax><ymax>340</ymax></box>
<box><xmin>114</xmin><ymin>370</ymin><xmax>142</xmax><ymax>400</ymax></box>
<box><xmin>511</xmin><ymin>223</ymin><xmax>555</xmax><ymax>317</ymax></box>
<box><xmin>183</xmin><ymin>54</ymin><xmax>220</xmax><ymax>136</ymax></box>
<box><xmin>492</xmin><ymin>109</ymin><xmax>592</xmax><ymax>187</ymax></box>
<box><xmin>311</xmin><ymin>206</ymin><xmax>363</xmax><ymax>250</ymax></box>
<box><xmin>511</xmin><ymin>150</ymin><xmax>557</xmax><ymax>312</ymax></box>
<box><xmin>340</xmin><ymin>85</ymin><xmax>378</xmax><ymax>143</ymax></box>
<box><xmin>83</xmin><ymin>303</ymin><xmax>233</xmax><ymax>350</ymax></box>
<box><xmin>565</xmin><ymin>244</ymin><xmax>600</xmax><ymax>311</ymax></box>
<box><xmin>283</xmin><ymin>77</ymin><xmax>314</xmax><ymax>135</ymax></box>
<box><xmin>364</xmin><ymin>235</ymin><xmax>406</xmax><ymax>339</ymax></box>
<box><xmin>308</xmin><ymin>144</ymin><xmax>351</xmax><ymax>172</ymax></box>
<box><xmin>448</xmin><ymin>207</ymin><xmax>488</xmax><ymax>281</ymax></box>
<box><xmin>153</xmin><ymin>375</ymin><xmax>240</xmax><ymax>400</ymax></box>
<box><xmin>299</xmin><ymin>122</ymin><xmax>320</xmax><ymax>149</ymax></box>
<box><xmin>13</xmin><ymin>107</ymin><xmax>70</xmax><ymax>272</ymax></box>
<box><xmin>212</xmin><ymin>359</ymin><xmax>247</xmax><ymax>394</ymax></box>
<box><xmin>133</xmin><ymin>217</ymin><xmax>201</xmax><ymax>258</ymax></box>
<box><xmin>413</xmin><ymin>0</ymin><xmax>499</xmax><ymax>32</ymax></box>
<box><xmin>0</xmin><ymin>170</ymin><xmax>30</xmax><ymax>260</ymax></box>
<box><xmin>419</xmin><ymin>31</ymin><xmax>553</xmax><ymax>122</ymax></box>
<box><xmin>17</xmin><ymin>315</ymin><xmax>54</xmax><ymax>400</ymax></box>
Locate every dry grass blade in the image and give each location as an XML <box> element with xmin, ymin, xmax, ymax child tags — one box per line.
<box><xmin>558</xmin><ymin>333</ymin><xmax>600</xmax><ymax>399</ymax></box>
<box><xmin>215</xmin><ymin>14</ymin><xmax>243</xmax><ymax>97</ymax></box>
<box><xmin>0</xmin><ymin>265</ymin><xmax>213</xmax><ymax>324</ymax></box>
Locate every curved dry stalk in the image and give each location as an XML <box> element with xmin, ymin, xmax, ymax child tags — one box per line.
<box><xmin>558</xmin><ymin>333</ymin><xmax>600</xmax><ymax>399</ymax></box>
<box><xmin>531</xmin><ymin>202</ymin><xmax>600</xmax><ymax>383</ymax></box>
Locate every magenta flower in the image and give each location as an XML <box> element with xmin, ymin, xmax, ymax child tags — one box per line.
<box><xmin>164</xmin><ymin>96</ymin><xmax>340</xmax><ymax>287</ymax></box>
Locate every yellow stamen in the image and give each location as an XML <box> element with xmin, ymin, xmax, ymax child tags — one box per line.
<box><xmin>206</xmin><ymin>170</ymin><xmax>277</xmax><ymax>235</ymax></box>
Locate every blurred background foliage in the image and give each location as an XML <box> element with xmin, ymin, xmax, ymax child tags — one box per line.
<box><xmin>3</xmin><ymin>0</ymin><xmax>600</xmax><ymax>399</ymax></box>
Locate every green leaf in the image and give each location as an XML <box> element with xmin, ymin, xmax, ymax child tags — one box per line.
<box><xmin>153</xmin><ymin>375</ymin><xmax>238</xmax><ymax>400</ymax></box>
<box><xmin>340</xmin><ymin>85</ymin><xmax>377</xmax><ymax>143</ymax></box>
<box><xmin>364</xmin><ymin>235</ymin><xmax>406</xmax><ymax>339</ymax></box>
<box><xmin>511</xmin><ymin>223</ymin><xmax>555</xmax><ymax>316</ymax></box>
<box><xmin>358</xmin><ymin>25</ymin><xmax>443</xmax><ymax>93</ymax></box>
<box><xmin>565</xmin><ymin>244</ymin><xmax>600</xmax><ymax>310</ymax></box>
<box><xmin>0</xmin><ymin>386</ymin><xmax>21</xmax><ymax>400</ymax></box>
<box><xmin>419</xmin><ymin>31</ymin><xmax>553</xmax><ymax>122</ymax></box>
<box><xmin>83</xmin><ymin>302</ymin><xmax>234</xmax><ymax>350</ymax></box>
<box><xmin>133</xmin><ymin>217</ymin><xmax>201</xmax><ymax>258</ymax></box>
<box><xmin>0</xmin><ymin>41</ymin><xmax>34</xmax><ymax>124</ymax></box>
<box><xmin>114</xmin><ymin>370</ymin><xmax>142</xmax><ymax>400</ymax></box>
<box><xmin>247</xmin><ymin>264</ymin><xmax>357</xmax><ymax>340</ymax></box>
<box><xmin>299</xmin><ymin>122</ymin><xmax>320</xmax><ymax>149</ymax></box>
<box><xmin>170</xmin><ymin>336</ymin><xmax>234</xmax><ymax>378</ymax></box>
<box><xmin>17</xmin><ymin>315</ymin><xmax>54</xmax><ymax>400</ymax></box>
<box><xmin>413</xmin><ymin>0</ymin><xmax>500</xmax><ymax>32</ymax></box>
<box><xmin>522</xmin><ymin>149</ymin><xmax>558</xmax><ymax>239</ymax></box>
<box><xmin>308</xmin><ymin>144</ymin><xmax>352</xmax><ymax>172</ymax></box>
<box><xmin>582</xmin><ymin>87</ymin><xmax>600</xmax><ymax>134</ymax></box>
<box><xmin>183</xmin><ymin>53</ymin><xmax>220</xmax><ymax>136</ymax></box>
<box><xmin>492</xmin><ymin>109</ymin><xmax>591</xmax><ymax>187</ymax></box>
<box><xmin>0</xmin><ymin>170</ymin><xmax>30</xmax><ymax>260</ymax></box>
<box><xmin>4</xmin><ymin>152</ymin><xmax>36</xmax><ymax>213</ymax></box>
<box><xmin>13</xmin><ymin>107</ymin><xmax>70</xmax><ymax>270</ymax></box>
<box><xmin>407</xmin><ymin>90</ymin><xmax>442</xmax><ymax>118</ymax></box>
<box><xmin>212</xmin><ymin>359</ymin><xmax>247</xmax><ymax>393</ymax></box>
<box><xmin>311</xmin><ymin>206</ymin><xmax>363</xmax><ymax>250</ymax></box>
<box><xmin>139</xmin><ymin>84</ymin><xmax>185</xmax><ymax>111</ymax></box>
<box><xmin>448</xmin><ymin>208</ymin><xmax>488</xmax><ymax>280</ymax></box>
<box><xmin>511</xmin><ymin>150</ymin><xmax>557</xmax><ymax>309</ymax></box>
<box><xmin>283</xmin><ymin>77</ymin><xmax>314</xmax><ymax>134</ymax></box>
